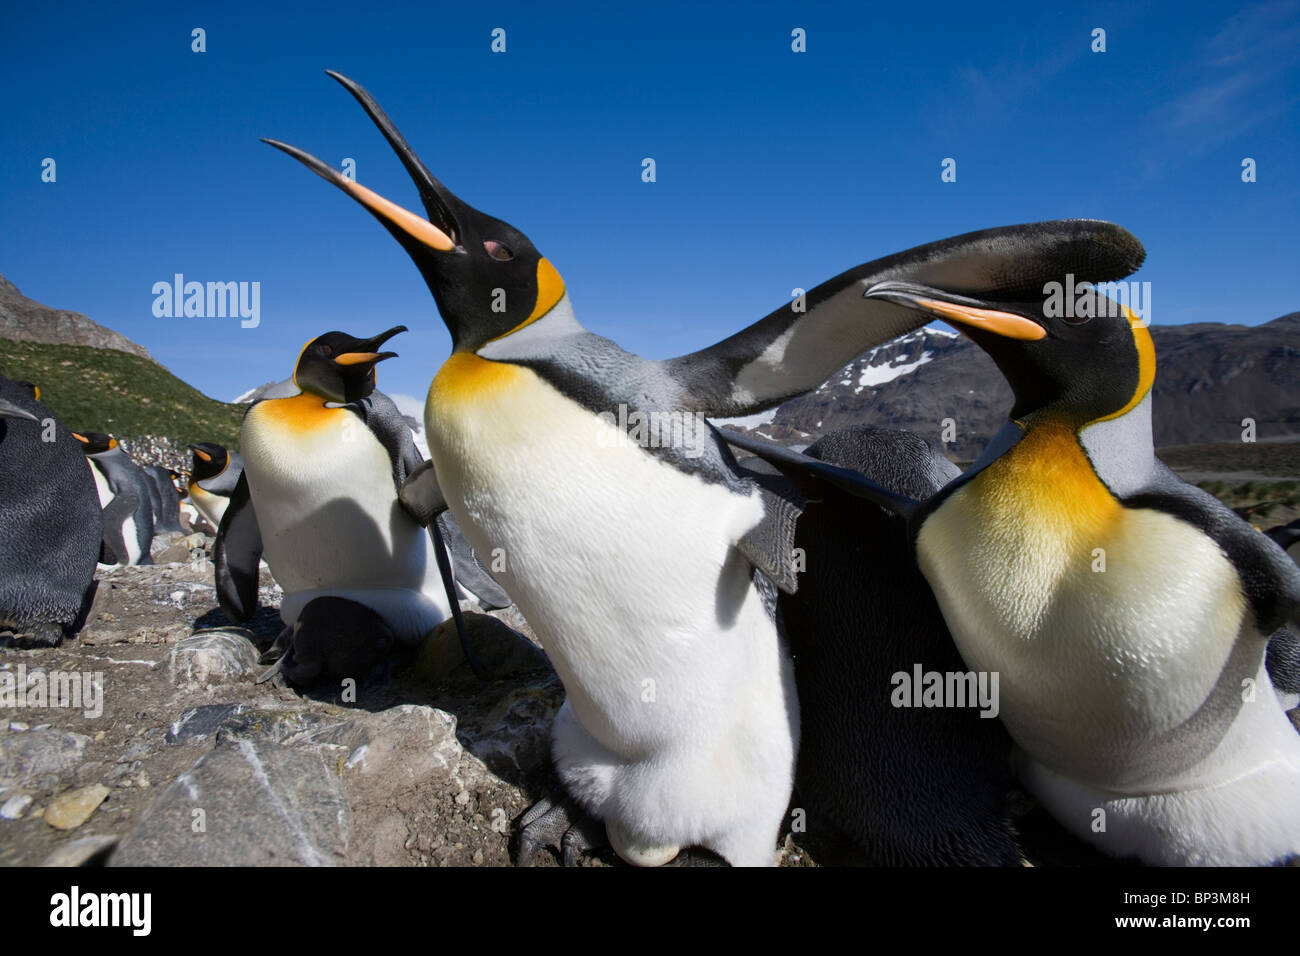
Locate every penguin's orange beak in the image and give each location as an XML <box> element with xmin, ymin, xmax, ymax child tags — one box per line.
<box><xmin>262</xmin><ymin>140</ymin><xmax>455</xmax><ymax>253</ymax></box>
<box><xmin>334</xmin><ymin>350</ymin><xmax>397</xmax><ymax>367</ymax></box>
<box><xmin>863</xmin><ymin>282</ymin><xmax>1047</xmax><ymax>341</ymax></box>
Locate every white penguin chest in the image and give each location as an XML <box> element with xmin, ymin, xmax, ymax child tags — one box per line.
<box><xmin>241</xmin><ymin>397</ymin><xmax>433</xmax><ymax>594</ymax></box>
<box><xmin>917</xmin><ymin>423</ymin><xmax>1248</xmax><ymax>785</ymax></box>
<box><xmin>88</xmin><ymin>460</ymin><xmax>113</xmax><ymax>508</ymax></box>
<box><xmin>424</xmin><ymin>354</ymin><xmax>774</xmax><ymax>749</ymax></box>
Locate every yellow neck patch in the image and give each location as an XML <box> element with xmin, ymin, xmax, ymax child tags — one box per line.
<box><xmin>974</xmin><ymin>421</ymin><xmax>1120</xmax><ymax>534</ymax></box>
<box><xmin>429</xmin><ymin>353</ymin><xmax>525</xmax><ymax>408</ymax></box>
<box><xmin>253</xmin><ymin>393</ymin><xmax>347</xmax><ymax>431</ymax></box>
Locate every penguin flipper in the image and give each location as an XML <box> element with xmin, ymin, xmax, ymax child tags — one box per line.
<box><xmin>730</xmin><ymin>457</ymin><xmax>806</xmax><ymax>595</ymax></box>
<box><xmin>350</xmin><ymin>391</ymin><xmax>425</xmax><ymax>489</ymax></box>
<box><xmin>720</xmin><ymin>429</ymin><xmax>922</xmax><ymax>521</ymax></box>
<box><xmin>214</xmin><ymin>472</ymin><xmax>263</xmax><ymax>622</ymax></box>
<box><xmin>399</xmin><ymin>460</ymin><xmax>447</xmax><ymax>527</ymax></box>
<box><xmin>1124</xmin><ymin>463</ymin><xmax>1300</xmax><ymax>636</ymax></box>
<box><xmin>666</xmin><ymin>220</ymin><xmax>1146</xmax><ymax>418</ymax></box>
<box><xmin>1266</xmin><ymin>628</ymin><xmax>1300</xmax><ymax>695</ymax></box>
<box><xmin>437</xmin><ymin>513</ymin><xmax>511</xmax><ymax>609</ymax></box>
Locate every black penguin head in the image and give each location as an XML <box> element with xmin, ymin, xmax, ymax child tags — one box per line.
<box><xmin>188</xmin><ymin>442</ymin><xmax>230</xmax><ymax>482</ymax></box>
<box><xmin>865</xmin><ymin>274</ymin><xmax>1154</xmax><ymax>426</ymax></box>
<box><xmin>264</xmin><ymin>71</ymin><xmax>567</xmax><ymax>354</ymax></box>
<box><xmin>73</xmin><ymin>431</ymin><xmax>118</xmax><ymax>455</ymax></box>
<box><xmin>293</xmin><ymin>325</ymin><xmax>406</xmax><ymax>403</ymax></box>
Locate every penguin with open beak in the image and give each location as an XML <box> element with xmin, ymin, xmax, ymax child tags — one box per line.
<box><xmin>263</xmin><ymin>71</ymin><xmax>1153</xmax><ymax>866</ymax></box>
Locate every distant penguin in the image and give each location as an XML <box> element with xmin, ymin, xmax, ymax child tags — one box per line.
<box><xmin>144</xmin><ymin>464</ymin><xmax>184</xmax><ymax>533</ymax></box>
<box><xmin>74</xmin><ymin>431</ymin><xmax>155</xmax><ymax>566</ymax></box>
<box><xmin>1261</xmin><ymin>520</ymin><xmax>1300</xmax><ymax>709</ymax></box>
<box><xmin>215</xmin><ymin>325</ymin><xmax>506</xmax><ymax>684</ymax></box>
<box><xmin>187</xmin><ymin>442</ymin><xmax>242</xmax><ymax>531</ymax></box>
<box><xmin>849</xmin><ymin>253</ymin><xmax>1300</xmax><ymax>865</ymax></box>
<box><xmin>1266</xmin><ymin>517</ymin><xmax>1300</xmax><ymax>564</ymax></box>
<box><xmin>735</xmin><ymin>425</ymin><xmax>1021</xmax><ymax>865</ymax></box>
<box><xmin>264</xmin><ymin>72</ymin><xmax>1146</xmax><ymax>866</ymax></box>
<box><xmin>0</xmin><ymin>377</ymin><xmax>102</xmax><ymax>645</ymax></box>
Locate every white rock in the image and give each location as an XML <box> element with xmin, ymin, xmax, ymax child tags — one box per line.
<box><xmin>1</xmin><ymin>793</ymin><xmax>33</xmax><ymax>819</ymax></box>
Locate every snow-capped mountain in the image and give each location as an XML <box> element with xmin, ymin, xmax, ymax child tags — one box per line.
<box><xmin>719</xmin><ymin>314</ymin><xmax>1300</xmax><ymax>458</ymax></box>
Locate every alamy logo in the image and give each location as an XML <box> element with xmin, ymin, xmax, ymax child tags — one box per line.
<box><xmin>0</xmin><ymin>664</ymin><xmax>102</xmax><ymax>718</ymax></box>
<box><xmin>152</xmin><ymin>274</ymin><xmax>260</xmax><ymax>328</ymax></box>
<box><xmin>891</xmin><ymin>664</ymin><xmax>999</xmax><ymax>718</ymax></box>
<box><xmin>49</xmin><ymin>886</ymin><xmax>151</xmax><ymax>936</ymax></box>
<box><xmin>1043</xmin><ymin>274</ymin><xmax>1151</xmax><ymax>326</ymax></box>
<box><xmin>595</xmin><ymin>404</ymin><xmax>709</xmax><ymax>459</ymax></box>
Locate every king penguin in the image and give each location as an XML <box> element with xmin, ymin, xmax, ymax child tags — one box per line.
<box><xmin>0</xmin><ymin>377</ymin><xmax>102</xmax><ymax>646</ymax></box>
<box><xmin>838</xmin><ymin>262</ymin><xmax>1300</xmax><ymax>866</ymax></box>
<box><xmin>263</xmin><ymin>71</ymin><xmax>1148</xmax><ymax>866</ymax></box>
<box><xmin>729</xmin><ymin>425</ymin><xmax>1022</xmax><ymax>865</ymax></box>
<box><xmin>186</xmin><ymin>442</ymin><xmax>242</xmax><ymax>532</ymax></box>
<box><xmin>214</xmin><ymin>325</ymin><xmax>505</xmax><ymax>684</ymax></box>
<box><xmin>74</xmin><ymin>432</ymin><xmax>156</xmax><ymax>566</ymax></box>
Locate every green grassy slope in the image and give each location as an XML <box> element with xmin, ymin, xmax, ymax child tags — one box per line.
<box><xmin>0</xmin><ymin>338</ymin><xmax>246</xmax><ymax>448</ymax></box>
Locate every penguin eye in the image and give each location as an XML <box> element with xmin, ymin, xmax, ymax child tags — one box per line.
<box><xmin>484</xmin><ymin>240</ymin><xmax>514</xmax><ymax>261</ymax></box>
<box><xmin>320</xmin><ymin>345</ymin><xmax>333</xmax><ymax>356</ymax></box>
<box><xmin>1062</xmin><ymin>313</ymin><xmax>1092</xmax><ymax>327</ymax></box>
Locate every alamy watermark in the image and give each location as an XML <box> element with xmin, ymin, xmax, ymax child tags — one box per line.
<box><xmin>891</xmin><ymin>664</ymin><xmax>999</xmax><ymax>718</ymax></box>
<box><xmin>50</xmin><ymin>886</ymin><xmax>150</xmax><ymax>936</ymax></box>
<box><xmin>151</xmin><ymin>274</ymin><xmax>260</xmax><ymax>328</ymax></box>
<box><xmin>0</xmin><ymin>664</ymin><xmax>103</xmax><ymax>718</ymax></box>
<box><xmin>1044</xmin><ymin>274</ymin><xmax>1152</xmax><ymax>326</ymax></box>
<box><xmin>596</xmin><ymin>404</ymin><xmax>708</xmax><ymax>459</ymax></box>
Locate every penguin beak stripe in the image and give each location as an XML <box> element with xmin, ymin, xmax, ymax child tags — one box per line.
<box><xmin>263</xmin><ymin>138</ymin><xmax>454</xmax><ymax>253</ymax></box>
<box><xmin>72</xmin><ymin>432</ymin><xmax>89</xmax><ymax>443</ymax></box>
<box><xmin>333</xmin><ymin>351</ymin><xmax>396</xmax><ymax>366</ymax></box>
<box><xmin>341</xmin><ymin>180</ymin><xmax>455</xmax><ymax>252</ymax></box>
<box><xmin>911</xmin><ymin>298</ymin><xmax>1047</xmax><ymax>341</ymax></box>
<box><xmin>193</xmin><ymin>447</ymin><xmax>212</xmax><ymax>462</ymax></box>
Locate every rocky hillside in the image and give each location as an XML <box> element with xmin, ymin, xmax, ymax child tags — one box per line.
<box><xmin>0</xmin><ymin>276</ymin><xmax>246</xmax><ymax>447</ymax></box>
<box><xmin>725</xmin><ymin>314</ymin><xmax>1300</xmax><ymax>459</ymax></box>
<box><xmin>0</xmin><ymin>275</ymin><xmax>153</xmax><ymax>362</ymax></box>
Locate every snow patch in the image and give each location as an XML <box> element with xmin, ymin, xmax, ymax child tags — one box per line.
<box><xmin>856</xmin><ymin>351</ymin><xmax>934</xmax><ymax>389</ymax></box>
<box><xmin>712</xmin><ymin>407</ymin><xmax>779</xmax><ymax>429</ymax></box>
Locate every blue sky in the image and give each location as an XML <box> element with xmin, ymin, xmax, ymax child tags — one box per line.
<box><xmin>2</xmin><ymin>0</ymin><xmax>1298</xmax><ymax>403</ymax></box>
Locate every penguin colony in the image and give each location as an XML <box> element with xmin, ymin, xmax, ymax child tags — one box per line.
<box><xmin>1</xmin><ymin>71</ymin><xmax>1296</xmax><ymax>868</ymax></box>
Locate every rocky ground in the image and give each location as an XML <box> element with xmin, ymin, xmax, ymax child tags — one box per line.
<box><xmin>0</xmin><ymin>534</ymin><xmax>567</xmax><ymax>867</ymax></box>
<box><xmin>0</xmin><ymin>535</ymin><xmax>822</xmax><ymax>867</ymax></box>
<box><xmin>5</xmin><ymin>534</ymin><xmax>1289</xmax><ymax>868</ymax></box>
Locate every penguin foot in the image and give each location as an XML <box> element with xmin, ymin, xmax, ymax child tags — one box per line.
<box><xmin>605</xmin><ymin>818</ymin><xmax>681</xmax><ymax>867</ymax></box>
<box><xmin>270</xmin><ymin>598</ymin><xmax>397</xmax><ymax>687</ymax></box>
<box><xmin>0</xmin><ymin>623</ymin><xmax>66</xmax><ymax>649</ymax></box>
<box><xmin>258</xmin><ymin>625</ymin><xmax>293</xmax><ymax>665</ymax></box>
<box><xmin>515</xmin><ymin>795</ymin><xmax>606</xmax><ymax>866</ymax></box>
